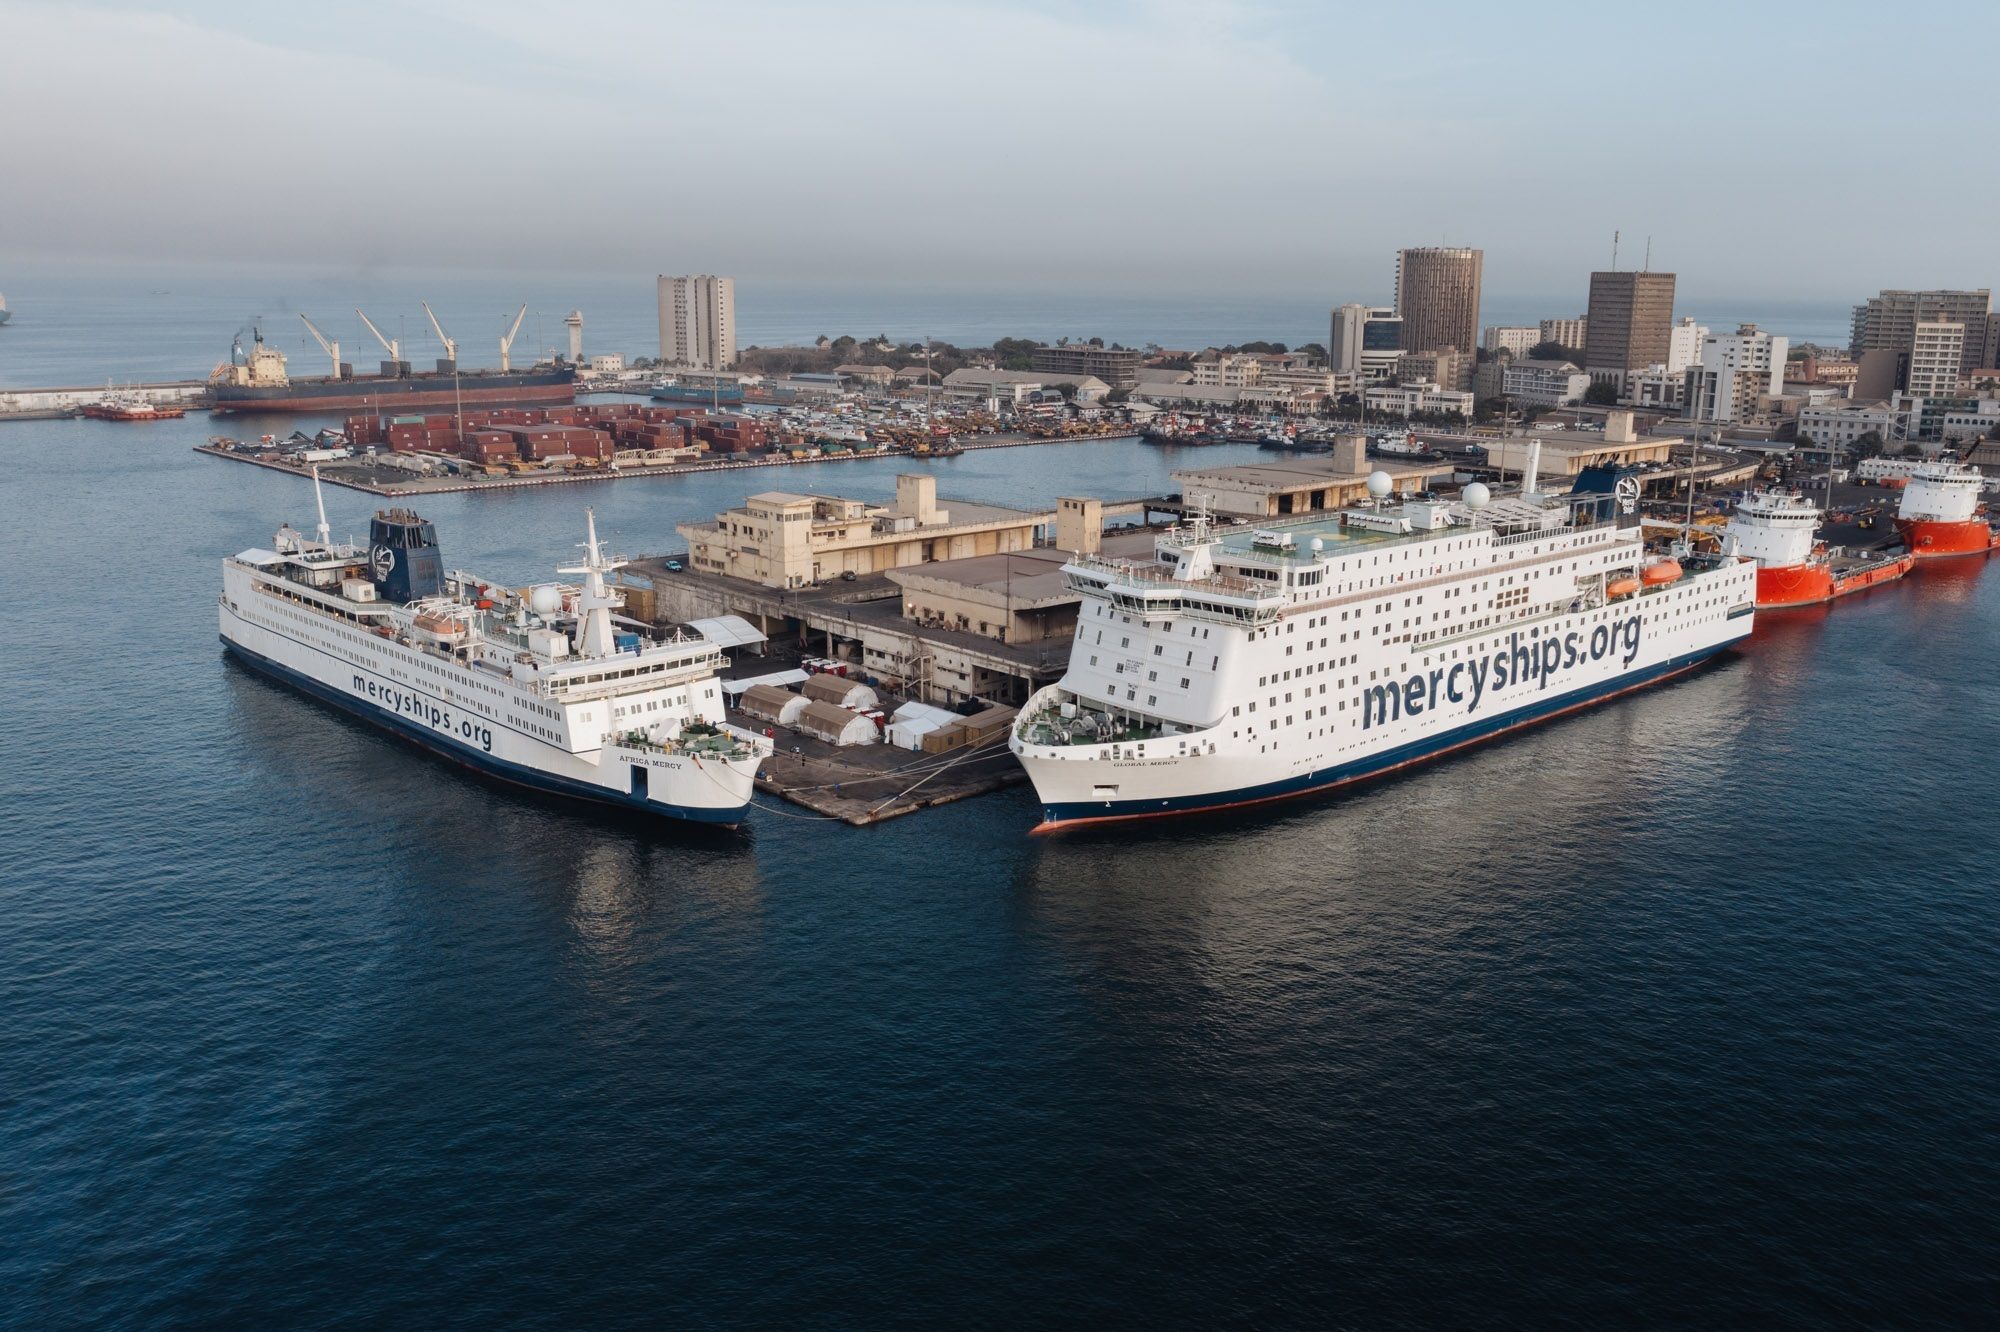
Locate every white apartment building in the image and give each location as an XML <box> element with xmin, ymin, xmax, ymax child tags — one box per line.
<box><xmin>1500</xmin><ymin>359</ymin><xmax>1591</xmax><ymax>407</ymax></box>
<box><xmin>1630</xmin><ymin>365</ymin><xmax>1686</xmax><ymax>410</ymax></box>
<box><xmin>1907</xmin><ymin>321</ymin><xmax>1966</xmax><ymax>398</ymax></box>
<box><xmin>1363</xmin><ymin>382</ymin><xmax>1473</xmax><ymax>419</ymax></box>
<box><xmin>657</xmin><ymin>274</ymin><xmax>737</xmax><ymax>370</ymax></box>
<box><xmin>1666</xmin><ymin>316</ymin><xmax>1708</xmax><ymax>374</ymax></box>
<box><xmin>1685</xmin><ymin>323</ymin><xmax>1788</xmax><ymax>423</ymax></box>
<box><xmin>1482</xmin><ymin>325</ymin><xmax>1540</xmax><ymax>357</ymax></box>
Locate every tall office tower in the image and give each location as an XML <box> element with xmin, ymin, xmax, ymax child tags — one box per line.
<box><xmin>1849</xmin><ymin>288</ymin><xmax>1991</xmax><ymax>382</ymax></box>
<box><xmin>1583</xmin><ymin>271</ymin><xmax>1677</xmax><ymax>380</ymax></box>
<box><xmin>656</xmin><ymin>275</ymin><xmax>737</xmax><ymax>369</ymax></box>
<box><xmin>1393</xmin><ymin>247</ymin><xmax>1482</xmax><ymax>387</ymax></box>
<box><xmin>1329</xmin><ymin>303</ymin><xmax>1403</xmax><ymax>383</ymax></box>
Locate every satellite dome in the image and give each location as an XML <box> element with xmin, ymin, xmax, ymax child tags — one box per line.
<box><xmin>1462</xmin><ymin>481</ymin><xmax>1492</xmax><ymax>508</ymax></box>
<box><xmin>1366</xmin><ymin>470</ymin><xmax>1393</xmax><ymax>498</ymax></box>
<box><xmin>1310</xmin><ymin>536</ymin><xmax>1324</xmax><ymax>552</ymax></box>
<box><xmin>529</xmin><ymin>585</ymin><xmax>563</xmax><ymax>615</ymax></box>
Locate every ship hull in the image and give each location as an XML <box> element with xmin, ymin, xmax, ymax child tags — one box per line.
<box><xmin>212</xmin><ymin>369</ymin><xmax>576</xmax><ymax>415</ymax></box>
<box><xmin>218</xmin><ymin>593</ymin><xmax>756</xmax><ymax>826</ymax></box>
<box><xmin>1755</xmin><ymin>554</ymin><xmax>1914</xmax><ymax>608</ymax></box>
<box><xmin>1895</xmin><ymin>517</ymin><xmax>1999</xmax><ymax>559</ymax></box>
<box><xmin>1025</xmin><ymin>642</ymin><xmax>1736</xmax><ymax>831</ymax></box>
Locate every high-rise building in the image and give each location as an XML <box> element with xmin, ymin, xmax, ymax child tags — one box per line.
<box><xmin>1539</xmin><ymin>316</ymin><xmax>1588</xmax><ymax>349</ymax></box>
<box><xmin>1583</xmin><ymin>271</ymin><xmax>1677</xmax><ymax>379</ymax></box>
<box><xmin>1329</xmin><ymin>303</ymin><xmax>1402</xmax><ymax>383</ymax></box>
<box><xmin>1482</xmin><ymin>325</ymin><xmax>1539</xmax><ymax>357</ymax></box>
<box><xmin>1849</xmin><ymin>288</ymin><xmax>1991</xmax><ymax>384</ymax></box>
<box><xmin>1906</xmin><ymin>321</ymin><xmax>1966</xmax><ymax>398</ymax></box>
<box><xmin>1684</xmin><ymin>323</ymin><xmax>1788</xmax><ymax>423</ymax></box>
<box><xmin>656</xmin><ymin>275</ymin><xmax>737</xmax><ymax>369</ymax></box>
<box><xmin>1393</xmin><ymin>247</ymin><xmax>1482</xmax><ymax>387</ymax></box>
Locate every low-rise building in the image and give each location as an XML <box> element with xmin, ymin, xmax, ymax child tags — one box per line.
<box><xmin>1539</xmin><ymin>316</ymin><xmax>1588</xmax><ymax>349</ymax></box>
<box><xmin>1031</xmin><ymin>343</ymin><xmax>1141</xmax><ymax>388</ymax></box>
<box><xmin>679</xmin><ymin>473</ymin><xmax>1052</xmax><ymax>589</ymax></box>
<box><xmin>1500</xmin><ymin>358</ymin><xmax>1591</xmax><ymax>408</ymax></box>
<box><xmin>835</xmin><ymin>363</ymin><xmax>895</xmax><ymax>388</ymax></box>
<box><xmin>1173</xmin><ymin>436</ymin><xmax>1455</xmax><ymax>518</ymax></box>
<box><xmin>1363</xmin><ymin>381</ymin><xmax>1473</xmax><ymax>419</ymax></box>
<box><xmin>588</xmin><ymin>353</ymin><xmax>626</xmax><ymax>374</ymax></box>
<box><xmin>940</xmin><ymin>367</ymin><xmax>1109</xmax><ymax>407</ymax></box>
<box><xmin>1796</xmin><ymin>401</ymin><xmax>1901</xmax><ymax>452</ymax></box>
<box><xmin>1476</xmin><ymin>412</ymin><xmax>1677</xmax><ymax>477</ymax></box>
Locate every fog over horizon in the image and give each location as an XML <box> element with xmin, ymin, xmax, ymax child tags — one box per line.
<box><xmin>5</xmin><ymin>0</ymin><xmax>1996</xmax><ymax>307</ymax></box>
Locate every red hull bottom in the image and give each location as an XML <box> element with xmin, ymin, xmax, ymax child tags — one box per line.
<box><xmin>1755</xmin><ymin>555</ymin><xmax>1916</xmax><ymax>608</ymax></box>
<box><xmin>1896</xmin><ymin>517</ymin><xmax>2000</xmax><ymax>559</ymax></box>
<box><xmin>211</xmin><ymin>384</ymin><xmax>577</xmax><ymax>415</ymax></box>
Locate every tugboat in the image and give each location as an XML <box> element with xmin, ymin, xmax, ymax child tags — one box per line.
<box><xmin>82</xmin><ymin>389</ymin><xmax>187</xmax><ymax>421</ymax></box>
<box><xmin>1894</xmin><ymin>459</ymin><xmax>2000</xmax><ymax>559</ymax></box>
<box><xmin>1721</xmin><ymin>489</ymin><xmax>1913</xmax><ymax>608</ymax></box>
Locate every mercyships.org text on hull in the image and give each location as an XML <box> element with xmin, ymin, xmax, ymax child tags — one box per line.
<box><xmin>1011</xmin><ymin>462</ymin><xmax>1757</xmax><ymax>830</ymax></box>
<box><xmin>219</xmin><ymin>479</ymin><xmax>770</xmax><ymax>826</ymax></box>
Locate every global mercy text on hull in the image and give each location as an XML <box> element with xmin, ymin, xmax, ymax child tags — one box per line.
<box><xmin>1011</xmin><ymin>454</ymin><xmax>1757</xmax><ymax>830</ymax></box>
<box><xmin>219</xmin><ymin>480</ymin><xmax>770</xmax><ymax>825</ymax></box>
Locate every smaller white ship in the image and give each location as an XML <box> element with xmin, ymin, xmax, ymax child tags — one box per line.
<box><xmin>219</xmin><ymin>474</ymin><xmax>770</xmax><ymax>825</ymax></box>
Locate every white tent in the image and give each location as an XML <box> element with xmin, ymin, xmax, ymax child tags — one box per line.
<box><xmin>689</xmin><ymin>614</ymin><xmax>768</xmax><ymax>650</ymax></box>
<box><xmin>802</xmin><ymin>673</ymin><xmax>879</xmax><ymax>711</ymax></box>
<box><xmin>886</xmin><ymin>717</ymin><xmax>944</xmax><ymax>751</ymax></box>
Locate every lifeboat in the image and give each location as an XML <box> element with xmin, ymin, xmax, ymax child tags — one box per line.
<box><xmin>1607</xmin><ymin>576</ymin><xmax>1640</xmax><ymax>600</ymax></box>
<box><xmin>1641</xmin><ymin>558</ymin><xmax>1683</xmax><ymax>587</ymax></box>
<box><xmin>411</xmin><ymin>611</ymin><xmax>468</xmax><ymax>640</ymax></box>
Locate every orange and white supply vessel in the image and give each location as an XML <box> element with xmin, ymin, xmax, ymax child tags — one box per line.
<box><xmin>1895</xmin><ymin>460</ymin><xmax>2000</xmax><ymax>558</ymax></box>
<box><xmin>1722</xmin><ymin>489</ymin><xmax>1914</xmax><ymax>608</ymax></box>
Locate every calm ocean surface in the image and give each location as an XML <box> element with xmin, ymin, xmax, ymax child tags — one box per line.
<box><xmin>0</xmin><ymin>263</ymin><xmax>1858</xmax><ymax>389</ymax></box>
<box><xmin>4</xmin><ymin>411</ymin><xmax>1998</xmax><ymax>1326</ymax></box>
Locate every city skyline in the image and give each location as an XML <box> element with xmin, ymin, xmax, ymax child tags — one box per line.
<box><xmin>3</xmin><ymin>0</ymin><xmax>1997</xmax><ymax>302</ymax></box>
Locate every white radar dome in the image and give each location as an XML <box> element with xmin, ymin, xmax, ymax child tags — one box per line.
<box><xmin>1366</xmin><ymin>470</ymin><xmax>1394</xmax><ymax>498</ymax></box>
<box><xmin>1310</xmin><ymin>536</ymin><xmax>1325</xmax><ymax>552</ymax></box>
<box><xmin>1462</xmin><ymin>481</ymin><xmax>1492</xmax><ymax>509</ymax></box>
<box><xmin>529</xmin><ymin>585</ymin><xmax>563</xmax><ymax>615</ymax></box>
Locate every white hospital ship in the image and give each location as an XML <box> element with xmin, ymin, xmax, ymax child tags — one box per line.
<box><xmin>1012</xmin><ymin>460</ymin><xmax>1757</xmax><ymax>830</ymax></box>
<box><xmin>219</xmin><ymin>479</ymin><xmax>769</xmax><ymax>826</ymax></box>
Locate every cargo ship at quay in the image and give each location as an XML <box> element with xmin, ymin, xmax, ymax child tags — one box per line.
<box><xmin>219</xmin><ymin>481</ymin><xmax>769</xmax><ymax>825</ymax></box>
<box><xmin>1010</xmin><ymin>462</ymin><xmax>1757</xmax><ymax>830</ymax></box>
<box><xmin>209</xmin><ymin>326</ymin><xmax>575</xmax><ymax>415</ymax></box>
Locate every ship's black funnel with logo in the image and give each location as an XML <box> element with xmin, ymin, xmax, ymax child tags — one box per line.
<box><xmin>1569</xmin><ymin>463</ymin><xmax>1643</xmax><ymax>526</ymax></box>
<box><xmin>368</xmin><ymin>508</ymin><xmax>443</xmax><ymax>603</ymax></box>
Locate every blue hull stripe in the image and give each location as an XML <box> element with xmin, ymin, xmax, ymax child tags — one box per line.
<box><xmin>222</xmin><ymin>637</ymin><xmax>746</xmax><ymax>826</ymax></box>
<box><xmin>1040</xmin><ymin>643</ymin><xmax>1736</xmax><ymax>828</ymax></box>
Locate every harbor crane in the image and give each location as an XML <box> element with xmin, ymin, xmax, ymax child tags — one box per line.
<box><xmin>298</xmin><ymin>314</ymin><xmax>340</xmax><ymax>378</ymax></box>
<box><xmin>355</xmin><ymin>308</ymin><xmax>400</xmax><ymax>363</ymax></box>
<box><xmin>498</xmin><ymin>303</ymin><xmax>528</xmax><ymax>373</ymax></box>
<box><xmin>421</xmin><ymin>301</ymin><xmax>458</xmax><ymax>366</ymax></box>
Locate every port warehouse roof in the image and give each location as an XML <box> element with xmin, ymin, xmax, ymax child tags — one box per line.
<box><xmin>886</xmin><ymin>529</ymin><xmax>1160</xmax><ymax>608</ymax></box>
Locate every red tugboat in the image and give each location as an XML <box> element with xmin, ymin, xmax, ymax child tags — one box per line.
<box><xmin>1894</xmin><ymin>459</ymin><xmax>2000</xmax><ymax>558</ymax></box>
<box><xmin>1721</xmin><ymin>489</ymin><xmax>1913</xmax><ymax>608</ymax></box>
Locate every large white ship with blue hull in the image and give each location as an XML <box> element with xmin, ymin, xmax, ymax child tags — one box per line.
<box><xmin>219</xmin><ymin>482</ymin><xmax>770</xmax><ymax>826</ymax></box>
<box><xmin>1012</xmin><ymin>461</ymin><xmax>1757</xmax><ymax>831</ymax></box>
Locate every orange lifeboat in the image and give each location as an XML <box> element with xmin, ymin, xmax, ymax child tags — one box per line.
<box><xmin>1607</xmin><ymin>576</ymin><xmax>1640</xmax><ymax>600</ymax></box>
<box><xmin>1641</xmin><ymin>559</ymin><xmax>1683</xmax><ymax>587</ymax></box>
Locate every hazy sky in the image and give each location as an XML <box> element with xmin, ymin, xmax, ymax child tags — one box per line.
<box><xmin>6</xmin><ymin>0</ymin><xmax>1995</xmax><ymax>304</ymax></box>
